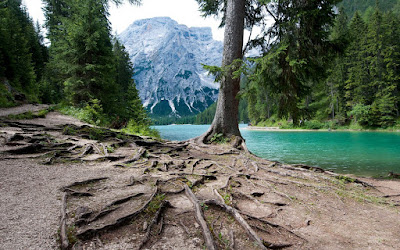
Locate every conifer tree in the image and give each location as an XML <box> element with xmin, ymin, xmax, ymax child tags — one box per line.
<box><xmin>0</xmin><ymin>0</ymin><xmax>48</xmax><ymax>105</ymax></box>
<box><xmin>325</xmin><ymin>8</ymin><xmax>350</xmax><ymax>122</ymax></box>
<box><xmin>344</xmin><ymin>12</ymin><xmax>368</xmax><ymax>113</ymax></box>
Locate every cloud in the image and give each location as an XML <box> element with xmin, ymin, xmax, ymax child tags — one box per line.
<box><xmin>22</xmin><ymin>0</ymin><xmax>225</xmax><ymax>41</ymax></box>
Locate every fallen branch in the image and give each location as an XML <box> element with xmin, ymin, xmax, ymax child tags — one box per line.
<box><xmin>184</xmin><ymin>185</ymin><xmax>216</xmax><ymax>250</ymax></box>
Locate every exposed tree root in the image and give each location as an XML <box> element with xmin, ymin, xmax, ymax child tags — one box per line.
<box><xmin>62</xmin><ymin>188</ymin><xmax>93</xmax><ymax>197</ymax></box>
<box><xmin>238</xmin><ymin>210</ymin><xmax>307</xmax><ymax>243</ymax></box>
<box><xmin>233</xmin><ymin>192</ymin><xmax>287</xmax><ymax>207</ymax></box>
<box><xmin>184</xmin><ymin>184</ymin><xmax>217</xmax><ymax>250</ymax></box>
<box><xmin>3</xmin><ymin>118</ymin><xmax>395</xmax><ymax>249</ymax></box>
<box><xmin>138</xmin><ymin>200</ymin><xmax>171</xmax><ymax>249</ymax></box>
<box><xmin>383</xmin><ymin>194</ymin><xmax>400</xmax><ymax>198</ymax></box>
<box><xmin>60</xmin><ymin>193</ymin><xmax>69</xmax><ymax>250</ymax></box>
<box><xmin>123</xmin><ymin>147</ymin><xmax>146</xmax><ymax>164</ymax></box>
<box><xmin>76</xmin><ymin>188</ymin><xmax>158</xmax><ymax>239</ymax></box>
<box><xmin>62</xmin><ymin>177</ymin><xmax>108</xmax><ymax>190</ymax></box>
<box><xmin>103</xmin><ymin>193</ymin><xmax>145</xmax><ymax>209</ymax></box>
<box><xmin>203</xmin><ymin>198</ymin><xmax>268</xmax><ymax>250</ymax></box>
<box><xmin>5</xmin><ymin>143</ymin><xmax>45</xmax><ymax>154</ymax></box>
<box><xmin>79</xmin><ymin>144</ymin><xmax>94</xmax><ymax>157</ymax></box>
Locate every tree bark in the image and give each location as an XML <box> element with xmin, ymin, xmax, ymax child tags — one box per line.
<box><xmin>199</xmin><ymin>0</ymin><xmax>246</xmax><ymax>143</ymax></box>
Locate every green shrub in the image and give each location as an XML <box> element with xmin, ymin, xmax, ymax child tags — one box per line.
<box><xmin>0</xmin><ymin>84</ymin><xmax>15</xmax><ymax>108</ymax></box>
<box><xmin>210</xmin><ymin>133</ymin><xmax>228</xmax><ymax>144</ymax></box>
<box><xmin>59</xmin><ymin>100</ymin><xmax>108</xmax><ymax>126</ymax></box>
<box><xmin>122</xmin><ymin>119</ymin><xmax>160</xmax><ymax>138</ymax></box>
<box><xmin>302</xmin><ymin>120</ymin><xmax>325</xmax><ymax>129</ymax></box>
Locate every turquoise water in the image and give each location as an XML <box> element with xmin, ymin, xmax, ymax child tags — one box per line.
<box><xmin>153</xmin><ymin>124</ymin><xmax>400</xmax><ymax>177</ymax></box>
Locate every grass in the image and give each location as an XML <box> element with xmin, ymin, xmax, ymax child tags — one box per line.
<box><xmin>62</xmin><ymin>125</ymin><xmax>108</xmax><ymax>141</ymax></box>
<box><xmin>58</xmin><ymin>104</ymin><xmax>160</xmax><ymax>138</ymax></box>
<box><xmin>335</xmin><ymin>175</ymin><xmax>356</xmax><ymax>184</ymax></box>
<box><xmin>6</xmin><ymin>108</ymin><xmax>52</xmax><ymax>120</ymax></box>
<box><xmin>66</xmin><ymin>225</ymin><xmax>77</xmax><ymax>246</ymax></box>
<box><xmin>254</xmin><ymin>117</ymin><xmax>400</xmax><ymax>131</ymax></box>
<box><xmin>331</xmin><ymin>175</ymin><xmax>394</xmax><ymax>207</ymax></box>
<box><xmin>210</xmin><ymin>133</ymin><xmax>229</xmax><ymax>144</ymax></box>
<box><xmin>145</xmin><ymin>193</ymin><xmax>166</xmax><ymax>215</ymax></box>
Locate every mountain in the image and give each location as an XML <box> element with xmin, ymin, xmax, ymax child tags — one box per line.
<box><xmin>119</xmin><ymin>17</ymin><xmax>223</xmax><ymax>117</ymax></box>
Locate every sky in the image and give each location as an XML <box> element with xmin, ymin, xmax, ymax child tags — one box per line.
<box><xmin>22</xmin><ymin>0</ymin><xmax>225</xmax><ymax>41</ymax></box>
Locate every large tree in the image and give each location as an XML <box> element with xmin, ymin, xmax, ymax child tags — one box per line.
<box><xmin>197</xmin><ymin>0</ymin><xmax>246</xmax><ymax>146</ymax></box>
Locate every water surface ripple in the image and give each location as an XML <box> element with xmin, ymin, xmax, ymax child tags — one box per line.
<box><xmin>153</xmin><ymin>124</ymin><xmax>400</xmax><ymax>177</ymax></box>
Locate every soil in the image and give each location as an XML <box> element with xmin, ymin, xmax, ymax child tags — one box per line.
<box><xmin>0</xmin><ymin>105</ymin><xmax>399</xmax><ymax>250</ymax></box>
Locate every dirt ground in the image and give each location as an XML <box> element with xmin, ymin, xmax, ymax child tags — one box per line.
<box><xmin>0</xmin><ymin>105</ymin><xmax>399</xmax><ymax>250</ymax></box>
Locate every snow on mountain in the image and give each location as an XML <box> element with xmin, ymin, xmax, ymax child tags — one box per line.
<box><xmin>119</xmin><ymin>17</ymin><xmax>222</xmax><ymax>117</ymax></box>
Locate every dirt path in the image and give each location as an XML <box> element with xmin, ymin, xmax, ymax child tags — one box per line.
<box><xmin>0</xmin><ymin>106</ymin><xmax>399</xmax><ymax>249</ymax></box>
<box><xmin>0</xmin><ymin>104</ymin><xmax>50</xmax><ymax>117</ymax></box>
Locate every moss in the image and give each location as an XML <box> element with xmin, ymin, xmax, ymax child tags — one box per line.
<box><xmin>335</xmin><ymin>175</ymin><xmax>356</xmax><ymax>184</ymax></box>
<box><xmin>66</xmin><ymin>225</ymin><xmax>77</xmax><ymax>246</ymax></box>
<box><xmin>145</xmin><ymin>193</ymin><xmax>166</xmax><ymax>215</ymax></box>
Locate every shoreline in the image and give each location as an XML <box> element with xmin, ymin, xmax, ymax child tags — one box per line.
<box><xmin>244</xmin><ymin>125</ymin><xmax>400</xmax><ymax>132</ymax></box>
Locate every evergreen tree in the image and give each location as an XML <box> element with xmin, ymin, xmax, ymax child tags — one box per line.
<box><xmin>248</xmin><ymin>0</ymin><xmax>340</xmax><ymax>125</ymax></box>
<box><xmin>325</xmin><ymin>8</ymin><xmax>350</xmax><ymax>122</ymax></box>
<box><xmin>0</xmin><ymin>0</ymin><xmax>48</xmax><ymax>105</ymax></box>
<box><xmin>344</xmin><ymin>12</ymin><xmax>368</xmax><ymax>114</ymax></box>
<box><xmin>112</xmin><ymin>39</ymin><xmax>148</xmax><ymax>127</ymax></box>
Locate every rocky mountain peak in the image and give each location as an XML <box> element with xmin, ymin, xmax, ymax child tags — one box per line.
<box><xmin>119</xmin><ymin>17</ymin><xmax>222</xmax><ymax>117</ymax></box>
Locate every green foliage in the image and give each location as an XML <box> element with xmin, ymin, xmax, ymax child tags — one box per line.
<box><xmin>59</xmin><ymin>100</ymin><xmax>108</xmax><ymax>126</ymax></box>
<box><xmin>122</xmin><ymin>119</ymin><xmax>160</xmax><ymax>138</ymax></box>
<box><xmin>41</xmin><ymin>0</ymin><xmax>154</xmax><ymax>134</ymax></box>
<box><xmin>244</xmin><ymin>0</ymin><xmax>340</xmax><ymax>126</ymax></box>
<box><xmin>348</xmin><ymin>104</ymin><xmax>371</xmax><ymax>126</ymax></box>
<box><xmin>0</xmin><ymin>0</ymin><xmax>48</xmax><ymax>106</ymax></box>
<box><xmin>246</xmin><ymin>3</ymin><xmax>400</xmax><ymax>130</ymax></box>
<box><xmin>7</xmin><ymin>109</ymin><xmax>50</xmax><ymax>120</ymax></box>
<box><xmin>0</xmin><ymin>83</ymin><xmax>15</xmax><ymax>107</ymax></box>
<box><xmin>338</xmin><ymin>0</ymin><xmax>398</xmax><ymax>17</ymax></box>
<box><xmin>210</xmin><ymin>133</ymin><xmax>228</xmax><ymax>144</ymax></box>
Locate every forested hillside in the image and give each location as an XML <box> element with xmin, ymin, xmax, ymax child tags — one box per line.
<box><xmin>245</xmin><ymin>3</ymin><xmax>400</xmax><ymax>129</ymax></box>
<box><xmin>190</xmin><ymin>1</ymin><xmax>400</xmax><ymax>129</ymax></box>
<box><xmin>0</xmin><ymin>0</ymin><xmax>48</xmax><ymax>107</ymax></box>
<box><xmin>1</xmin><ymin>0</ymin><xmax>156</xmax><ymax>136</ymax></box>
<box><xmin>338</xmin><ymin>0</ymin><xmax>400</xmax><ymax>17</ymax></box>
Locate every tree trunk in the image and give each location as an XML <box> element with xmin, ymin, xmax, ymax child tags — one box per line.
<box><xmin>198</xmin><ymin>0</ymin><xmax>245</xmax><ymax>144</ymax></box>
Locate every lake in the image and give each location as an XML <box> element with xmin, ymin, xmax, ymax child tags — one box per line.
<box><xmin>153</xmin><ymin>124</ymin><xmax>400</xmax><ymax>177</ymax></box>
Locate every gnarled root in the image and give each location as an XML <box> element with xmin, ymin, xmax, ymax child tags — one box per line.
<box><xmin>138</xmin><ymin>200</ymin><xmax>172</xmax><ymax>249</ymax></box>
<box><xmin>184</xmin><ymin>185</ymin><xmax>217</xmax><ymax>250</ymax></box>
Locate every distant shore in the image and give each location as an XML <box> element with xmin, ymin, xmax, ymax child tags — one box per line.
<box><xmin>244</xmin><ymin>126</ymin><xmax>400</xmax><ymax>132</ymax></box>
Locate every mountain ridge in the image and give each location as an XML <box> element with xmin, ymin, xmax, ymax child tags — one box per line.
<box><xmin>119</xmin><ymin>17</ymin><xmax>223</xmax><ymax>118</ymax></box>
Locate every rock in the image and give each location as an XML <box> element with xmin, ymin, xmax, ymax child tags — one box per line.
<box><xmin>119</xmin><ymin>17</ymin><xmax>222</xmax><ymax>117</ymax></box>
